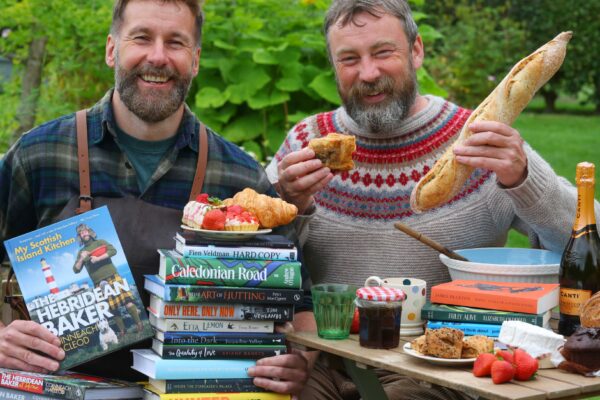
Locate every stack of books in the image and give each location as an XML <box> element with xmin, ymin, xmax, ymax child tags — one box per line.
<box><xmin>133</xmin><ymin>230</ymin><xmax>304</xmax><ymax>400</ymax></box>
<box><xmin>426</xmin><ymin>280</ymin><xmax>560</xmax><ymax>337</ymax></box>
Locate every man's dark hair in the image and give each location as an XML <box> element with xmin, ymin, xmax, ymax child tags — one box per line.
<box><xmin>324</xmin><ymin>0</ymin><xmax>418</xmax><ymax>49</ymax></box>
<box><xmin>111</xmin><ymin>0</ymin><xmax>204</xmax><ymax>47</ymax></box>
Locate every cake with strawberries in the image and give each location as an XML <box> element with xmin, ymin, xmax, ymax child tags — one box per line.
<box><xmin>181</xmin><ymin>194</ymin><xmax>224</xmax><ymax>229</ymax></box>
<box><xmin>225</xmin><ymin>205</ymin><xmax>260</xmax><ymax>231</ymax></box>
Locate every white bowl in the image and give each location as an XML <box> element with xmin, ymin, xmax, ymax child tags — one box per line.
<box><xmin>440</xmin><ymin>248</ymin><xmax>561</xmax><ymax>283</ymax></box>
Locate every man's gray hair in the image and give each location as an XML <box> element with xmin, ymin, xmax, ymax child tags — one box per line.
<box><xmin>324</xmin><ymin>0</ymin><xmax>418</xmax><ymax>45</ymax></box>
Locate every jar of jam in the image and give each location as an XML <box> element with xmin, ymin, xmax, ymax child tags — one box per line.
<box><xmin>355</xmin><ymin>286</ymin><xmax>405</xmax><ymax>349</ymax></box>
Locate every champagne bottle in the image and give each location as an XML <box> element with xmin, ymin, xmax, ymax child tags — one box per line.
<box><xmin>559</xmin><ymin>162</ymin><xmax>600</xmax><ymax>336</ymax></box>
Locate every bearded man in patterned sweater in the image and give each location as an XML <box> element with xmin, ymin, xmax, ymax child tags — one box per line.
<box><xmin>267</xmin><ymin>1</ymin><xmax>600</xmax><ymax>398</ymax></box>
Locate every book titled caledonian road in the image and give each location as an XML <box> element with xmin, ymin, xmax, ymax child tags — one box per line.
<box><xmin>2</xmin><ymin>206</ymin><xmax>153</xmax><ymax>370</ymax></box>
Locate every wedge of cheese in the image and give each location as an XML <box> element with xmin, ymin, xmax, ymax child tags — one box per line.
<box><xmin>498</xmin><ymin>321</ymin><xmax>565</xmax><ymax>369</ymax></box>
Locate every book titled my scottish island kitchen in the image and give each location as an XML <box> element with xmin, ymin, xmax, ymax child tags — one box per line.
<box><xmin>3</xmin><ymin>206</ymin><xmax>153</xmax><ymax>370</ymax></box>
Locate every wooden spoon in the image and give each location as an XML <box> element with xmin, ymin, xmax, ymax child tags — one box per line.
<box><xmin>394</xmin><ymin>222</ymin><xmax>469</xmax><ymax>262</ymax></box>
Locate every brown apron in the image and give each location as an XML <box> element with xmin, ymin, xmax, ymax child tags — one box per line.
<box><xmin>53</xmin><ymin>110</ymin><xmax>208</xmax><ymax>380</ymax></box>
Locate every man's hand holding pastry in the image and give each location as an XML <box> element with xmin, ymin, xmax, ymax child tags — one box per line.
<box><xmin>453</xmin><ymin>121</ymin><xmax>528</xmax><ymax>188</ymax></box>
<box><xmin>276</xmin><ymin>147</ymin><xmax>333</xmax><ymax>215</ymax></box>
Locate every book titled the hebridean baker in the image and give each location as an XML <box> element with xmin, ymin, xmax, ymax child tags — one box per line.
<box><xmin>2</xmin><ymin>206</ymin><xmax>154</xmax><ymax>371</ymax></box>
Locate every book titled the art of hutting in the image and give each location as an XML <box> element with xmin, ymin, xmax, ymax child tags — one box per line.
<box><xmin>3</xmin><ymin>206</ymin><xmax>154</xmax><ymax>371</ymax></box>
<box><xmin>430</xmin><ymin>280</ymin><xmax>559</xmax><ymax>314</ymax></box>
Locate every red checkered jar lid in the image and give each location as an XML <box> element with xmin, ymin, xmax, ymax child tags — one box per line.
<box><xmin>356</xmin><ymin>286</ymin><xmax>405</xmax><ymax>301</ymax></box>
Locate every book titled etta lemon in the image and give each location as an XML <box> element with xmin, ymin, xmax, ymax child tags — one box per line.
<box><xmin>430</xmin><ymin>280</ymin><xmax>559</xmax><ymax>314</ymax></box>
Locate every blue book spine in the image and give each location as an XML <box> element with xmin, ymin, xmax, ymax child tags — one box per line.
<box><xmin>132</xmin><ymin>350</ymin><xmax>254</xmax><ymax>379</ymax></box>
<box><xmin>426</xmin><ymin>321</ymin><xmax>501</xmax><ymax>337</ymax></box>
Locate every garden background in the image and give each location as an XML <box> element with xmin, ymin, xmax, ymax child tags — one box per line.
<box><xmin>1</xmin><ymin>0</ymin><xmax>599</xmax><ymax>248</ymax></box>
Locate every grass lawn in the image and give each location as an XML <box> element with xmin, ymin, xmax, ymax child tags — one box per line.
<box><xmin>506</xmin><ymin>110</ymin><xmax>600</xmax><ymax>248</ymax></box>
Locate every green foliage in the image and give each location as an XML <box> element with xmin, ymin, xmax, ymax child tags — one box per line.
<box><xmin>0</xmin><ymin>0</ymin><xmax>445</xmax><ymax>159</ymax></box>
<box><xmin>424</xmin><ymin>0</ymin><xmax>525</xmax><ymax>108</ymax></box>
<box><xmin>510</xmin><ymin>0</ymin><xmax>600</xmax><ymax>112</ymax></box>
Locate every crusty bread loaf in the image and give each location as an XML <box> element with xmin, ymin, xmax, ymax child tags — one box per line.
<box><xmin>410</xmin><ymin>32</ymin><xmax>572</xmax><ymax>213</ymax></box>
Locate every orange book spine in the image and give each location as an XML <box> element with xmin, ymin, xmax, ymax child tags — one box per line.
<box><xmin>430</xmin><ymin>286</ymin><xmax>538</xmax><ymax>314</ymax></box>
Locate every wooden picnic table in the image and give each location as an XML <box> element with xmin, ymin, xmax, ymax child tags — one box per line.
<box><xmin>286</xmin><ymin>331</ymin><xmax>600</xmax><ymax>400</ymax></box>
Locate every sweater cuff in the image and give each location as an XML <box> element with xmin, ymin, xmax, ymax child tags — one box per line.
<box><xmin>503</xmin><ymin>151</ymin><xmax>552</xmax><ymax>210</ymax></box>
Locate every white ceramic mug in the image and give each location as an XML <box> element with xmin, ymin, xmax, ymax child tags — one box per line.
<box><xmin>365</xmin><ymin>276</ymin><xmax>427</xmax><ymax>336</ymax></box>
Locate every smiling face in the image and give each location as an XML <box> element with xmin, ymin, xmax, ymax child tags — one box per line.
<box><xmin>105</xmin><ymin>0</ymin><xmax>200</xmax><ymax>123</ymax></box>
<box><xmin>328</xmin><ymin>11</ymin><xmax>424</xmax><ymax>134</ymax></box>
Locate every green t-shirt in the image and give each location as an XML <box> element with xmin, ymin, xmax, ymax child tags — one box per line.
<box><xmin>115</xmin><ymin>125</ymin><xmax>178</xmax><ymax>192</ymax></box>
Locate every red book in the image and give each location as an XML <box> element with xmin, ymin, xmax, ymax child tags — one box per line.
<box><xmin>430</xmin><ymin>280</ymin><xmax>559</xmax><ymax>314</ymax></box>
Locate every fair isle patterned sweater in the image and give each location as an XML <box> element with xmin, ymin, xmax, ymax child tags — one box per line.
<box><xmin>267</xmin><ymin>95</ymin><xmax>595</xmax><ymax>290</ymax></box>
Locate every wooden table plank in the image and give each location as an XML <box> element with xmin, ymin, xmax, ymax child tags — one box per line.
<box><xmin>287</xmin><ymin>332</ymin><xmax>600</xmax><ymax>400</ymax></box>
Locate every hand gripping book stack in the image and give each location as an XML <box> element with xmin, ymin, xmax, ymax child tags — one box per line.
<box><xmin>2</xmin><ymin>206</ymin><xmax>154</xmax><ymax>373</ymax></box>
<box><xmin>134</xmin><ymin>229</ymin><xmax>299</xmax><ymax>399</ymax></box>
<box><xmin>427</xmin><ymin>280</ymin><xmax>559</xmax><ymax>337</ymax></box>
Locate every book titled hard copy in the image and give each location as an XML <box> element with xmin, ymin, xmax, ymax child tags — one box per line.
<box><xmin>0</xmin><ymin>367</ymin><xmax>143</xmax><ymax>400</ymax></box>
<box><xmin>2</xmin><ymin>206</ymin><xmax>154</xmax><ymax>371</ymax></box>
<box><xmin>174</xmin><ymin>237</ymin><xmax>298</xmax><ymax>261</ymax></box>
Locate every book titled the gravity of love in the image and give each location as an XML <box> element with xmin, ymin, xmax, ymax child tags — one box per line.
<box><xmin>3</xmin><ymin>206</ymin><xmax>153</xmax><ymax>371</ymax></box>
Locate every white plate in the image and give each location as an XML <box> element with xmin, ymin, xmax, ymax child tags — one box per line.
<box><xmin>402</xmin><ymin>342</ymin><xmax>476</xmax><ymax>366</ymax></box>
<box><xmin>180</xmin><ymin>225</ymin><xmax>272</xmax><ymax>241</ymax></box>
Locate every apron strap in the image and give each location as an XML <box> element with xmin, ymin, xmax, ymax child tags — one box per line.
<box><xmin>189</xmin><ymin>123</ymin><xmax>208</xmax><ymax>201</ymax></box>
<box><xmin>74</xmin><ymin>110</ymin><xmax>208</xmax><ymax>209</ymax></box>
<box><xmin>75</xmin><ymin>110</ymin><xmax>92</xmax><ymax>214</ymax></box>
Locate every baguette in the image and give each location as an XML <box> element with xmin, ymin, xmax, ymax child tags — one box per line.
<box><xmin>410</xmin><ymin>31</ymin><xmax>572</xmax><ymax>213</ymax></box>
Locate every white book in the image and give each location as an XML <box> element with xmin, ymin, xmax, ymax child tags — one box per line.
<box><xmin>148</xmin><ymin>311</ymin><xmax>274</xmax><ymax>333</ymax></box>
<box><xmin>175</xmin><ymin>237</ymin><xmax>298</xmax><ymax>261</ymax></box>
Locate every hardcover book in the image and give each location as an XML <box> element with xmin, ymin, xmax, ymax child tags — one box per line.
<box><xmin>0</xmin><ymin>368</ymin><xmax>143</xmax><ymax>400</ymax></box>
<box><xmin>175</xmin><ymin>237</ymin><xmax>297</xmax><ymax>261</ymax></box>
<box><xmin>2</xmin><ymin>206</ymin><xmax>153</xmax><ymax>371</ymax></box>
<box><xmin>149</xmin><ymin>312</ymin><xmax>274</xmax><ymax>333</ymax></box>
<box><xmin>131</xmin><ymin>349</ymin><xmax>255</xmax><ymax>379</ymax></box>
<box><xmin>425</xmin><ymin>321</ymin><xmax>501</xmax><ymax>337</ymax></box>
<box><xmin>152</xmin><ymin>339</ymin><xmax>287</xmax><ymax>360</ymax></box>
<box><xmin>175</xmin><ymin>232</ymin><xmax>295</xmax><ymax>249</ymax></box>
<box><xmin>430</xmin><ymin>280</ymin><xmax>559</xmax><ymax>314</ymax></box>
<box><xmin>155</xmin><ymin>331</ymin><xmax>286</xmax><ymax>346</ymax></box>
<box><xmin>144</xmin><ymin>274</ymin><xmax>304</xmax><ymax>305</ymax></box>
<box><xmin>143</xmin><ymin>387</ymin><xmax>290</xmax><ymax>400</ymax></box>
<box><xmin>158</xmin><ymin>249</ymin><xmax>302</xmax><ymax>288</ymax></box>
<box><xmin>421</xmin><ymin>302</ymin><xmax>552</xmax><ymax>327</ymax></box>
<box><xmin>149</xmin><ymin>294</ymin><xmax>293</xmax><ymax>322</ymax></box>
<box><xmin>0</xmin><ymin>386</ymin><xmax>61</xmax><ymax>400</ymax></box>
<box><xmin>148</xmin><ymin>378</ymin><xmax>263</xmax><ymax>394</ymax></box>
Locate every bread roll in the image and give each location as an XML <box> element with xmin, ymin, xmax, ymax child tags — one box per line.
<box><xmin>410</xmin><ymin>31</ymin><xmax>572</xmax><ymax>213</ymax></box>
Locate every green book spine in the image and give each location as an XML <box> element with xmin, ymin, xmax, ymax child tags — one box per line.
<box><xmin>159</xmin><ymin>250</ymin><xmax>301</xmax><ymax>289</ymax></box>
<box><xmin>421</xmin><ymin>303</ymin><xmax>547</xmax><ymax>326</ymax></box>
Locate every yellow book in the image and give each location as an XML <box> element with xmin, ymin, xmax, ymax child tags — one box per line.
<box><xmin>144</xmin><ymin>387</ymin><xmax>291</xmax><ymax>400</ymax></box>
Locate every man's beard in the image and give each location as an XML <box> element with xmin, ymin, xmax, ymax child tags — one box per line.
<box><xmin>114</xmin><ymin>51</ymin><xmax>193</xmax><ymax>123</ymax></box>
<box><xmin>340</xmin><ymin>63</ymin><xmax>418</xmax><ymax>134</ymax></box>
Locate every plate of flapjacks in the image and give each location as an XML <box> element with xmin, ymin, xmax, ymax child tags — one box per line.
<box><xmin>403</xmin><ymin>328</ymin><xmax>494</xmax><ymax>366</ymax></box>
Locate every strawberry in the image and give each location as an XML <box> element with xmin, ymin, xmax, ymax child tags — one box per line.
<box><xmin>513</xmin><ymin>348</ymin><xmax>539</xmax><ymax>381</ymax></box>
<box><xmin>491</xmin><ymin>360</ymin><xmax>515</xmax><ymax>384</ymax></box>
<box><xmin>227</xmin><ymin>204</ymin><xmax>244</xmax><ymax>214</ymax></box>
<box><xmin>195</xmin><ymin>193</ymin><xmax>223</xmax><ymax>206</ymax></box>
<box><xmin>495</xmin><ymin>349</ymin><xmax>514</xmax><ymax>364</ymax></box>
<box><xmin>350</xmin><ymin>308</ymin><xmax>360</xmax><ymax>334</ymax></box>
<box><xmin>201</xmin><ymin>209</ymin><xmax>226</xmax><ymax>230</ymax></box>
<box><xmin>473</xmin><ymin>353</ymin><xmax>497</xmax><ymax>377</ymax></box>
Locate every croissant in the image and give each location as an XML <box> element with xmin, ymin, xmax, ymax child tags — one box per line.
<box><xmin>224</xmin><ymin>188</ymin><xmax>298</xmax><ymax>228</ymax></box>
<box><xmin>410</xmin><ymin>31</ymin><xmax>572</xmax><ymax>213</ymax></box>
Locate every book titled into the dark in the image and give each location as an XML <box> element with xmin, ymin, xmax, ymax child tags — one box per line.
<box><xmin>3</xmin><ymin>206</ymin><xmax>154</xmax><ymax>371</ymax></box>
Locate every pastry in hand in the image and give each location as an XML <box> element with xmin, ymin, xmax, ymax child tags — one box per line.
<box><xmin>308</xmin><ymin>132</ymin><xmax>356</xmax><ymax>171</ymax></box>
<box><xmin>224</xmin><ymin>188</ymin><xmax>298</xmax><ymax>228</ymax></box>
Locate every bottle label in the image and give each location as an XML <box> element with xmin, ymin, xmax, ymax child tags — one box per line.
<box><xmin>559</xmin><ymin>288</ymin><xmax>592</xmax><ymax>316</ymax></box>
